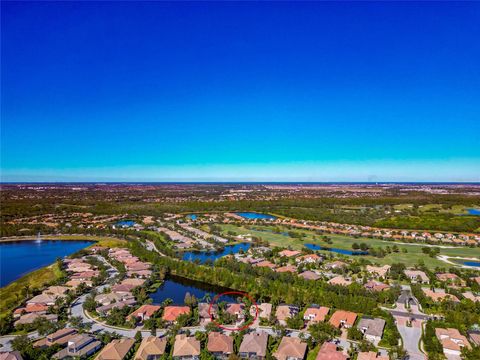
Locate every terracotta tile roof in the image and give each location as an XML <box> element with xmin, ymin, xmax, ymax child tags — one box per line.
<box><xmin>134</xmin><ymin>336</ymin><xmax>167</xmax><ymax>360</ymax></box>
<box><xmin>358</xmin><ymin>351</ymin><xmax>389</xmax><ymax>360</ymax></box>
<box><xmin>435</xmin><ymin>328</ymin><xmax>471</xmax><ymax>352</ymax></box>
<box><xmin>207</xmin><ymin>332</ymin><xmax>233</xmax><ymax>354</ymax></box>
<box><xmin>329</xmin><ymin>310</ymin><xmax>357</xmax><ymax>328</ymax></box>
<box><xmin>95</xmin><ymin>338</ymin><xmax>135</xmax><ymax>360</ymax></box>
<box><xmin>273</xmin><ymin>337</ymin><xmax>307</xmax><ymax>360</ymax></box>
<box><xmin>316</xmin><ymin>342</ymin><xmax>348</xmax><ymax>360</ymax></box>
<box><xmin>304</xmin><ymin>307</ymin><xmax>330</xmax><ymax>323</ymax></box>
<box><xmin>239</xmin><ymin>331</ymin><xmax>268</xmax><ymax>357</ymax></box>
<box><xmin>278</xmin><ymin>250</ymin><xmax>301</xmax><ymax>258</ymax></box>
<box><xmin>172</xmin><ymin>334</ymin><xmax>200</xmax><ymax>357</ymax></box>
<box><xmin>162</xmin><ymin>306</ymin><xmax>190</xmax><ymax>322</ymax></box>
<box><xmin>127</xmin><ymin>304</ymin><xmax>161</xmax><ymax>321</ymax></box>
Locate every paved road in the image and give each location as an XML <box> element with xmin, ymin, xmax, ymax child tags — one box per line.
<box><xmin>388</xmin><ymin>288</ymin><xmax>427</xmax><ymax>360</ymax></box>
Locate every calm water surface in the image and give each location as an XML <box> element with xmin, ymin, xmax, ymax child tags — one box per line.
<box><xmin>182</xmin><ymin>243</ymin><xmax>251</xmax><ymax>263</ymax></box>
<box><xmin>0</xmin><ymin>240</ymin><xmax>93</xmax><ymax>287</ymax></box>
<box><xmin>235</xmin><ymin>212</ymin><xmax>276</xmax><ymax>220</ymax></box>
<box><xmin>464</xmin><ymin>261</ymin><xmax>480</xmax><ymax>267</ymax></box>
<box><xmin>150</xmin><ymin>275</ymin><xmax>238</xmax><ymax>304</ymax></box>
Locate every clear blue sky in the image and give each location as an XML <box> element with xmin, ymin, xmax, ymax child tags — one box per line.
<box><xmin>1</xmin><ymin>1</ymin><xmax>479</xmax><ymax>182</ymax></box>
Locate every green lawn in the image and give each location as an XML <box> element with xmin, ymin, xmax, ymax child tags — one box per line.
<box><xmin>219</xmin><ymin>224</ymin><xmax>480</xmax><ymax>269</ymax></box>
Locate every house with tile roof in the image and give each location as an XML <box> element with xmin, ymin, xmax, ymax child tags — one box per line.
<box><xmin>239</xmin><ymin>331</ymin><xmax>269</xmax><ymax>359</ymax></box>
<box><xmin>162</xmin><ymin>306</ymin><xmax>191</xmax><ymax>323</ymax></box>
<box><xmin>435</xmin><ymin>328</ymin><xmax>471</xmax><ymax>357</ymax></box>
<box><xmin>172</xmin><ymin>334</ymin><xmax>201</xmax><ymax>360</ymax></box>
<box><xmin>329</xmin><ymin>310</ymin><xmax>357</xmax><ymax>329</ymax></box>
<box><xmin>134</xmin><ymin>336</ymin><xmax>167</xmax><ymax>360</ymax></box>
<box><xmin>95</xmin><ymin>338</ymin><xmax>135</xmax><ymax>360</ymax></box>
<box><xmin>273</xmin><ymin>337</ymin><xmax>307</xmax><ymax>360</ymax></box>
<box><xmin>207</xmin><ymin>332</ymin><xmax>233</xmax><ymax>359</ymax></box>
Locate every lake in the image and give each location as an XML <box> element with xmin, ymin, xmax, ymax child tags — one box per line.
<box><xmin>0</xmin><ymin>240</ymin><xmax>94</xmax><ymax>287</ymax></box>
<box><xmin>182</xmin><ymin>243</ymin><xmax>251</xmax><ymax>264</ymax></box>
<box><xmin>150</xmin><ymin>275</ymin><xmax>238</xmax><ymax>304</ymax></box>
<box><xmin>235</xmin><ymin>212</ymin><xmax>276</xmax><ymax>220</ymax></box>
<box><xmin>305</xmin><ymin>243</ymin><xmax>368</xmax><ymax>256</ymax></box>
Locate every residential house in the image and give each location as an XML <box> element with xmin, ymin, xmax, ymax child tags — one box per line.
<box><xmin>275</xmin><ymin>305</ymin><xmax>299</xmax><ymax>326</ymax></box>
<box><xmin>304</xmin><ymin>306</ymin><xmax>329</xmax><ymax>325</ymax></box>
<box><xmin>295</xmin><ymin>254</ymin><xmax>322</xmax><ymax>264</ymax></box>
<box><xmin>162</xmin><ymin>306</ymin><xmax>191</xmax><ymax>323</ymax></box>
<box><xmin>14</xmin><ymin>313</ymin><xmax>57</xmax><ymax>327</ymax></box>
<box><xmin>357</xmin><ymin>352</ymin><xmax>389</xmax><ymax>360</ymax></box>
<box><xmin>95</xmin><ymin>292</ymin><xmax>134</xmax><ymax>306</ymax></box>
<box><xmin>134</xmin><ymin>336</ymin><xmax>167</xmax><ymax>360</ymax></box>
<box><xmin>0</xmin><ymin>352</ymin><xmax>23</xmax><ymax>360</ymax></box>
<box><xmin>172</xmin><ymin>334</ymin><xmax>201</xmax><ymax>360</ymax></box>
<box><xmin>226</xmin><ymin>303</ymin><xmax>245</xmax><ymax>320</ymax></box>
<box><xmin>364</xmin><ymin>280</ymin><xmax>390</xmax><ymax>292</ymax></box>
<box><xmin>435</xmin><ymin>328</ymin><xmax>471</xmax><ymax>357</ymax></box>
<box><xmin>404</xmin><ymin>270</ymin><xmax>429</xmax><ymax>284</ymax></box>
<box><xmin>436</xmin><ymin>273</ymin><xmax>466</xmax><ymax>286</ymax></box>
<box><xmin>250</xmin><ymin>303</ymin><xmax>272</xmax><ymax>320</ymax></box>
<box><xmin>13</xmin><ymin>304</ymin><xmax>48</xmax><ymax>319</ymax></box>
<box><xmin>26</xmin><ymin>293</ymin><xmax>57</xmax><ymax>306</ymax></box>
<box><xmin>273</xmin><ymin>337</ymin><xmax>307</xmax><ymax>360</ymax></box>
<box><xmin>239</xmin><ymin>331</ymin><xmax>269</xmax><ymax>360</ymax></box>
<box><xmin>366</xmin><ymin>265</ymin><xmax>390</xmax><ymax>278</ymax></box>
<box><xmin>422</xmin><ymin>289</ymin><xmax>460</xmax><ymax>303</ymax></box>
<box><xmin>278</xmin><ymin>250</ymin><xmax>301</xmax><ymax>258</ymax></box>
<box><xmin>127</xmin><ymin>305</ymin><xmax>161</xmax><ymax>323</ymax></box>
<box><xmin>34</xmin><ymin>328</ymin><xmax>77</xmax><ymax>348</ymax></box>
<box><xmin>328</xmin><ymin>276</ymin><xmax>352</xmax><ymax>287</ymax></box>
<box><xmin>275</xmin><ymin>265</ymin><xmax>297</xmax><ymax>274</ymax></box>
<box><xmin>329</xmin><ymin>310</ymin><xmax>357</xmax><ymax>329</ymax></box>
<box><xmin>96</xmin><ymin>299</ymin><xmax>137</xmax><ymax>316</ymax></box>
<box><xmin>52</xmin><ymin>334</ymin><xmax>102</xmax><ymax>359</ymax></box>
<box><xmin>207</xmin><ymin>332</ymin><xmax>233</xmax><ymax>360</ymax></box>
<box><xmin>462</xmin><ymin>291</ymin><xmax>480</xmax><ymax>302</ymax></box>
<box><xmin>298</xmin><ymin>271</ymin><xmax>321</xmax><ymax>281</ymax></box>
<box><xmin>315</xmin><ymin>343</ymin><xmax>348</xmax><ymax>360</ymax></box>
<box><xmin>467</xmin><ymin>330</ymin><xmax>480</xmax><ymax>346</ymax></box>
<box><xmin>254</xmin><ymin>260</ymin><xmax>276</xmax><ymax>269</ymax></box>
<box><xmin>198</xmin><ymin>303</ymin><xmax>216</xmax><ymax>325</ymax></box>
<box><xmin>357</xmin><ymin>317</ymin><xmax>386</xmax><ymax>344</ymax></box>
<box><xmin>95</xmin><ymin>338</ymin><xmax>135</xmax><ymax>360</ymax></box>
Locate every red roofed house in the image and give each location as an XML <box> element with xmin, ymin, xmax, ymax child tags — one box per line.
<box><xmin>162</xmin><ymin>306</ymin><xmax>191</xmax><ymax>323</ymax></box>
<box><xmin>127</xmin><ymin>305</ymin><xmax>161</xmax><ymax>323</ymax></box>
<box><xmin>316</xmin><ymin>342</ymin><xmax>348</xmax><ymax>360</ymax></box>
<box><xmin>329</xmin><ymin>310</ymin><xmax>357</xmax><ymax>329</ymax></box>
<box><xmin>304</xmin><ymin>306</ymin><xmax>330</xmax><ymax>325</ymax></box>
<box><xmin>278</xmin><ymin>250</ymin><xmax>301</xmax><ymax>258</ymax></box>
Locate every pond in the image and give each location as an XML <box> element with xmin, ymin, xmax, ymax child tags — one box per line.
<box><xmin>235</xmin><ymin>212</ymin><xmax>276</xmax><ymax>220</ymax></box>
<box><xmin>0</xmin><ymin>240</ymin><xmax>94</xmax><ymax>287</ymax></box>
<box><xmin>463</xmin><ymin>261</ymin><xmax>480</xmax><ymax>267</ymax></box>
<box><xmin>149</xmin><ymin>275</ymin><xmax>238</xmax><ymax>305</ymax></box>
<box><xmin>115</xmin><ymin>220</ymin><xmax>136</xmax><ymax>227</ymax></box>
<box><xmin>182</xmin><ymin>243</ymin><xmax>251</xmax><ymax>264</ymax></box>
<box><xmin>304</xmin><ymin>243</ymin><xmax>368</xmax><ymax>256</ymax></box>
